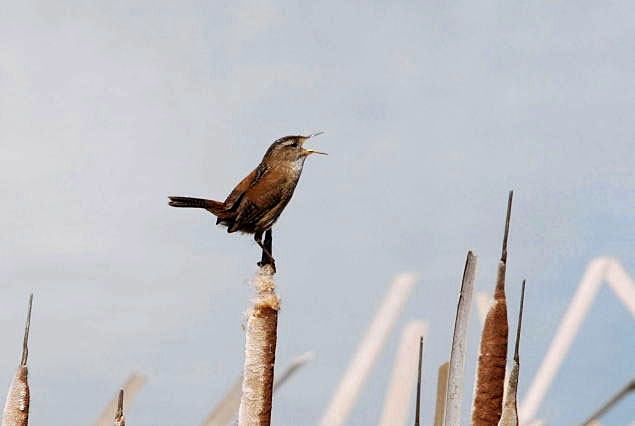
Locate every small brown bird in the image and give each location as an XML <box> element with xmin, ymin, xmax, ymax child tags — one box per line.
<box><xmin>169</xmin><ymin>132</ymin><xmax>326</xmax><ymax>271</ymax></box>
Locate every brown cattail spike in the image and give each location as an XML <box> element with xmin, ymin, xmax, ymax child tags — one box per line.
<box><xmin>472</xmin><ymin>193</ymin><xmax>513</xmax><ymax>426</ymax></box>
<box><xmin>414</xmin><ymin>336</ymin><xmax>424</xmax><ymax>426</ymax></box>
<box><xmin>21</xmin><ymin>295</ymin><xmax>33</xmax><ymax>367</ymax></box>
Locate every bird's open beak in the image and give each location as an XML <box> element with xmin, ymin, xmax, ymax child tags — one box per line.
<box><xmin>305</xmin><ymin>149</ymin><xmax>328</xmax><ymax>155</ymax></box>
<box><xmin>301</xmin><ymin>131</ymin><xmax>327</xmax><ymax>155</ymax></box>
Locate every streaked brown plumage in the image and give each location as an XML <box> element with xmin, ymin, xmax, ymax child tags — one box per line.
<box><xmin>169</xmin><ymin>132</ymin><xmax>325</xmax><ymax>270</ymax></box>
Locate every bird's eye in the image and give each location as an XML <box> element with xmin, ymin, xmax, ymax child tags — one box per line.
<box><xmin>288</xmin><ymin>141</ymin><xmax>298</xmax><ymax>148</ymax></box>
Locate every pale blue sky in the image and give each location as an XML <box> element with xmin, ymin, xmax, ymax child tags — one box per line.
<box><xmin>1</xmin><ymin>1</ymin><xmax>634</xmax><ymax>425</ymax></box>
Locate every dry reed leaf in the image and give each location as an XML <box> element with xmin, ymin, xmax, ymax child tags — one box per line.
<box><xmin>318</xmin><ymin>273</ymin><xmax>416</xmax><ymax>426</ymax></box>
<box><xmin>521</xmin><ymin>257</ymin><xmax>635</xmax><ymax>424</ymax></box>
<box><xmin>444</xmin><ymin>251</ymin><xmax>478</xmax><ymax>426</ymax></box>
<box><xmin>201</xmin><ymin>376</ymin><xmax>243</xmax><ymax>426</ymax></box>
<box><xmin>378</xmin><ymin>322</ymin><xmax>427</xmax><ymax>426</ymax></box>
<box><xmin>579</xmin><ymin>379</ymin><xmax>635</xmax><ymax>426</ymax></box>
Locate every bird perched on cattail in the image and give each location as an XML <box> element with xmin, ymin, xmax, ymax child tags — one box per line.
<box><xmin>169</xmin><ymin>132</ymin><xmax>326</xmax><ymax>272</ymax></box>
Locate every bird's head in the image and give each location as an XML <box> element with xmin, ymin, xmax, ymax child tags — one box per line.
<box><xmin>262</xmin><ymin>132</ymin><xmax>327</xmax><ymax>164</ymax></box>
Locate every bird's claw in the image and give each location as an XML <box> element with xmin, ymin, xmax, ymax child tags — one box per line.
<box><xmin>257</xmin><ymin>259</ymin><xmax>276</xmax><ymax>274</ymax></box>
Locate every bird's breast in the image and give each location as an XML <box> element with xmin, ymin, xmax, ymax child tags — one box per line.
<box><xmin>279</xmin><ymin>158</ymin><xmax>306</xmax><ymax>179</ymax></box>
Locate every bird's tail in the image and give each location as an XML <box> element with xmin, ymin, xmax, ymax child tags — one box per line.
<box><xmin>168</xmin><ymin>196</ymin><xmax>226</xmax><ymax>215</ymax></box>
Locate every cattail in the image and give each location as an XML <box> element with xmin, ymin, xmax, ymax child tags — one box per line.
<box><xmin>2</xmin><ymin>294</ymin><xmax>33</xmax><ymax>426</ymax></box>
<box><xmin>238</xmin><ymin>265</ymin><xmax>280</xmax><ymax>426</ymax></box>
<box><xmin>472</xmin><ymin>191</ymin><xmax>513</xmax><ymax>426</ymax></box>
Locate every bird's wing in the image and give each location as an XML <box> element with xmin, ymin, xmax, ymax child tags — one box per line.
<box><xmin>230</xmin><ymin>168</ymin><xmax>293</xmax><ymax>232</ymax></box>
<box><xmin>223</xmin><ymin>164</ymin><xmax>266</xmax><ymax>210</ymax></box>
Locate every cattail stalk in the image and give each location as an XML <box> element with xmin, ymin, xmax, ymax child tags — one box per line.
<box><xmin>472</xmin><ymin>191</ymin><xmax>513</xmax><ymax>426</ymax></box>
<box><xmin>498</xmin><ymin>280</ymin><xmax>526</xmax><ymax>426</ymax></box>
<box><xmin>2</xmin><ymin>294</ymin><xmax>33</xmax><ymax>426</ymax></box>
<box><xmin>443</xmin><ymin>251</ymin><xmax>478</xmax><ymax>426</ymax></box>
<box><xmin>238</xmin><ymin>265</ymin><xmax>279</xmax><ymax>426</ymax></box>
<box><xmin>414</xmin><ymin>335</ymin><xmax>424</xmax><ymax>426</ymax></box>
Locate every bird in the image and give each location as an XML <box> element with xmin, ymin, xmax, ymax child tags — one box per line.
<box><xmin>169</xmin><ymin>132</ymin><xmax>326</xmax><ymax>272</ymax></box>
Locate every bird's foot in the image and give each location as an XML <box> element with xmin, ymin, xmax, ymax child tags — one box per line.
<box><xmin>256</xmin><ymin>229</ymin><xmax>275</xmax><ymax>273</ymax></box>
<box><xmin>257</xmin><ymin>258</ymin><xmax>276</xmax><ymax>274</ymax></box>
